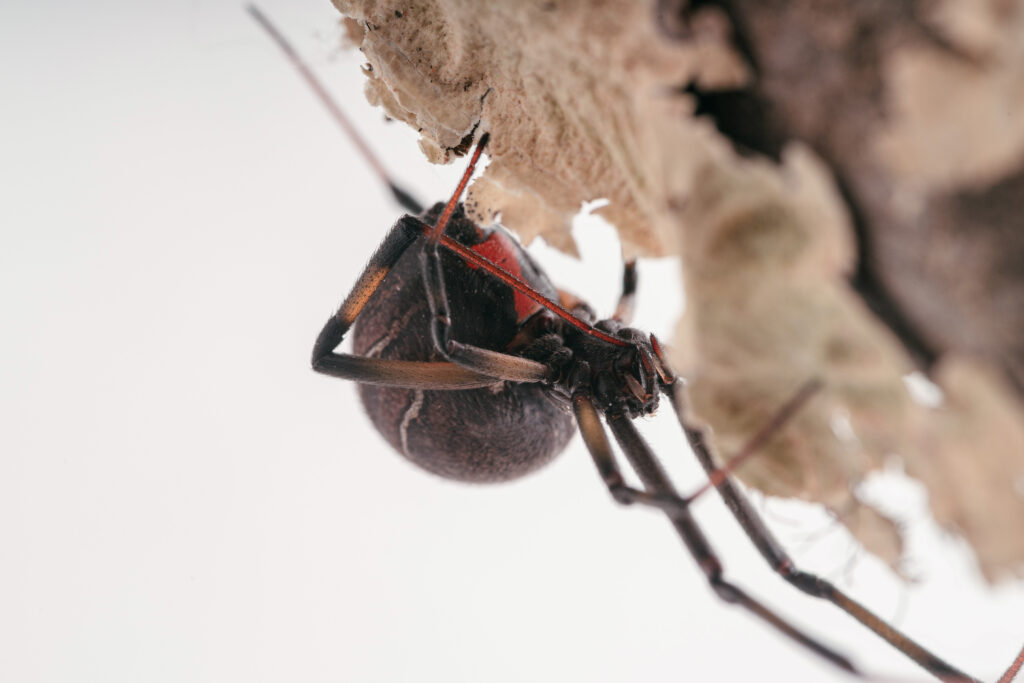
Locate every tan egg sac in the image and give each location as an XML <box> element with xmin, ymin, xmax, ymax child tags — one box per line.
<box><xmin>333</xmin><ymin>0</ymin><xmax>1024</xmax><ymax>581</ymax></box>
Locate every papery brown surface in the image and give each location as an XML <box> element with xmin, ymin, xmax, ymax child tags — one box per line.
<box><xmin>334</xmin><ymin>0</ymin><xmax>1024</xmax><ymax>581</ymax></box>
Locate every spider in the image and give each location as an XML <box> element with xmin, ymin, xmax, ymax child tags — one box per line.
<box><xmin>249</xmin><ymin>7</ymin><xmax>1024</xmax><ymax>682</ymax></box>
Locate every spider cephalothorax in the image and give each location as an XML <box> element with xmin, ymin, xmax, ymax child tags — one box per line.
<box><xmin>560</xmin><ymin>322</ymin><xmax>666</xmax><ymax>419</ymax></box>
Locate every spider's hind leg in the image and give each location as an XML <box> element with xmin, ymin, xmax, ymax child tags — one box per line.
<box><xmin>570</xmin><ymin>391</ymin><xmax>861</xmax><ymax>676</ymax></box>
<box><xmin>664</xmin><ymin>380</ymin><xmax>981</xmax><ymax>683</ymax></box>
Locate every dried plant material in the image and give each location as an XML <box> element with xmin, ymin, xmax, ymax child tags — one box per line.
<box><xmin>333</xmin><ymin>0</ymin><xmax>749</xmax><ymax>254</ymax></box>
<box><xmin>844</xmin><ymin>503</ymin><xmax>904</xmax><ymax>572</ymax></box>
<box><xmin>912</xmin><ymin>358</ymin><xmax>1024</xmax><ymax>582</ymax></box>
<box><xmin>675</xmin><ymin>0</ymin><xmax>1024</xmax><ymax>579</ymax></box>
<box><xmin>673</xmin><ymin>147</ymin><xmax>925</xmax><ymax>564</ymax></box>
<box><xmin>338</xmin><ymin>16</ymin><xmax>365</xmax><ymax>48</ymax></box>
<box><xmin>874</xmin><ymin>38</ymin><xmax>1024</xmax><ymax>192</ymax></box>
<box><xmin>924</xmin><ymin>0</ymin><xmax>1014</xmax><ymax>63</ymax></box>
<box><xmin>332</xmin><ymin>0</ymin><xmax>1024</xmax><ymax>579</ymax></box>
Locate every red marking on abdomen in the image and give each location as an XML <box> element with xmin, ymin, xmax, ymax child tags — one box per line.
<box><xmin>470</xmin><ymin>231</ymin><xmax>541</xmax><ymax>322</ymax></box>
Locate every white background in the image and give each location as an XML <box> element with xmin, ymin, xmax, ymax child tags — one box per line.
<box><xmin>2</xmin><ymin>1</ymin><xmax>1023</xmax><ymax>681</ymax></box>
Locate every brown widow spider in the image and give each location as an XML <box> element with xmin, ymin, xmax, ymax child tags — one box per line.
<box><xmin>249</xmin><ymin>7</ymin><xmax>1024</xmax><ymax>682</ymax></box>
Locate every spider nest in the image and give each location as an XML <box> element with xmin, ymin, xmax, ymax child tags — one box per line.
<box><xmin>333</xmin><ymin>0</ymin><xmax>1024</xmax><ymax>582</ymax></box>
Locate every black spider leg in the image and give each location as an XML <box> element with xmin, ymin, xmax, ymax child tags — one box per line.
<box><xmin>664</xmin><ymin>381</ymin><xmax>981</xmax><ymax>683</ymax></box>
<box><xmin>612</xmin><ymin>260</ymin><xmax>638</xmax><ymax>324</ymax></box>
<box><xmin>418</xmin><ymin>219</ymin><xmax>553</xmax><ymax>383</ymax></box>
<box><xmin>570</xmin><ymin>392</ymin><xmax>861</xmax><ymax>675</ymax></box>
<box><xmin>570</xmin><ymin>392</ymin><xmax>706</xmax><ymax>516</ymax></box>
<box><xmin>311</xmin><ymin>216</ymin><xmax>498</xmax><ymax>389</ymax></box>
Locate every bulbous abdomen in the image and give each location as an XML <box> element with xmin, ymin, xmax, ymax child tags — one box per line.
<box><xmin>351</xmin><ymin>229</ymin><xmax>574</xmax><ymax>483</ymax></box>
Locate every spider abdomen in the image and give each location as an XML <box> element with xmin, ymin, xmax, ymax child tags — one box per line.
<box><xmin>352</xmin><ymin>211</ymin><xmax>574</xmax><ymax>482</ymax></box>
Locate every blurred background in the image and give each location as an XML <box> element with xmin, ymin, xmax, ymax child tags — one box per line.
<box><xmin>2</xmin><ymin>1</ymin><xmax>1022</xmax><ymax>681</ymax></box>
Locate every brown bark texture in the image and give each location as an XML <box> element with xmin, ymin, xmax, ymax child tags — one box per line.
<box><xmin>333</xmin><ymin>0</ymin><xmax>1024</xmax><ymax>582</ymax></box>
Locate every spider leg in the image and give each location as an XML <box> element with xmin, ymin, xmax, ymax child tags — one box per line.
<box><xmin>571</xmin><ymin>392</ymin><xmax>861</xmax><ymax>675</ymax></box>
<box><xmin>572</xmin><ymin>393</ymin><xmax>694</xmax><ymax>515</ymax></box>
<box><xmin>999</xmin><ymin>643</ymin><xmax>1024</xmax><ymax>683</ymax></box>
<box><xmin>248</xmin><ymin>5</ymin><xmax>424</xmax><ymax>214</ymax></box>
<box><xmin>311</xmin><ymin>216</ymin><xmax>498</xmax><ymax>390</ymax></box>
<box><xmin>612</xmin><ymin>260</ymin><xmax>637</xmax><ymax>324</ymax></box>
<box><xmin>420</xmin><ymin>237</ymin><xmax>552</xmax><ymax>383</ymax></box>
<box><xmin>664</xmin><ymin>380</ymin><xmax>980</xmax><ymax>683</ymax></box>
